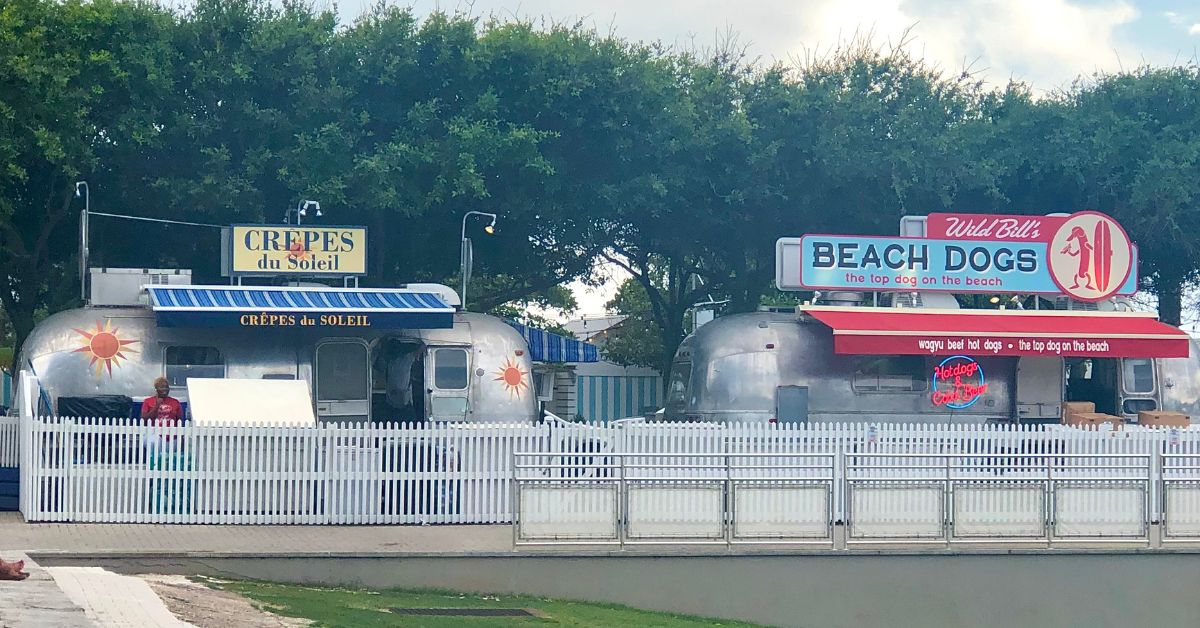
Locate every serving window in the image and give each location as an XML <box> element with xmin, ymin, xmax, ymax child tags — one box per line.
<box><xmin>852</xmin><ymin>356</ymin><xmax>927</xmax><ymax>393</ymax></box>
<box><xmin>164</xmin><ymin>346</ymin><xmax>225</xmax><ymax>387</ymax></box>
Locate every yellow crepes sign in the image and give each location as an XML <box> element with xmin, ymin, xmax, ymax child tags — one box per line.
<box><xmin>225</xmin><ymin>225</ymin><xmax>367</xmax><ymax>276</ymax></box>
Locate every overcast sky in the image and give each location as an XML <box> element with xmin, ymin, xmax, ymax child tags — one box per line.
<box><xmin>323</xmin><ymin>0</ymin><xmax>1200</xmax><ymax>92</ymax></box>
<box><xmin>218</xmin><ymin>1</ymin><xmax>1200</xmax><ymax>317</ymax></box>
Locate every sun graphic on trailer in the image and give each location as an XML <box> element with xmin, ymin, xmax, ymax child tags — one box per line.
<box><xmin>73</xmin><ymin>320</ymin><xmax>139</xmax><ymax>376</ymax></box>
<box><xmin>494</xmin><ymin>357</ymin><xmax>529</xmax><ymax>398</ymax></box>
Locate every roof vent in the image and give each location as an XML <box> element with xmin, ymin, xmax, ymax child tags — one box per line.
<box><xmin>1053</xmin><ymin>296</ymin><xmax>1100</xmax><ymax>312</ymax></box>
<box><xmin>820</xmin><ymin>291</ymin><xmax>865</xmax><ymax>307</ymax></box>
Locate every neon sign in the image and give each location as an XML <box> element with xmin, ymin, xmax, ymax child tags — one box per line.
<box><xmin>931</xmin><ymin>356</ymin><xmax>988</xmax><ymax>409</ymax></box>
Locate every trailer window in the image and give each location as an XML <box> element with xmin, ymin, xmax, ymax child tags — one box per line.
<box><xmin>433</xmin><ymin>348</ymin><xmax>469</xmax><ymax>390</ymax></box>
<box><xmin>1123</xmin><ymin>359</ymin><xmax>1154</xmax><ymax>394</ymax></box>
<box><xmin>164</xmin><ymin>346</ymin><xmax>225</xmax><ymax>387</ymax></box>
<box><xmin>853</xmin><ymin>356</ymin><xmax>927</xmax><ymax>393</ymax></box>
<box><xmin>667</xmin><ymin>362</ymin><xmax>691</xmax><ymax>405</ymax></box>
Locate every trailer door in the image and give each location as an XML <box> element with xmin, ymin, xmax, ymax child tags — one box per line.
<box><xmin>776</xmin><ymin>386</ymin><xmax>808</xmax><ymax>424</ymax></box>
<box><xmin>315</xmin><ymin>340</ymin><xmax>371</xmax><ymax>423</ymax></box>
<box><xmin>1016</xmin><ymin>357</ymin><xmax>1062</xmax><ymax>423</ymax></box>
<box><xmin>427</xmin><ymin>346</ymin><xmax>471</xmax><ymax>421</ymax></box>
<box><xmin>1119</xmin><ymin>358</ymin><xmax>1157</xmax><ymax>419</ymax></box>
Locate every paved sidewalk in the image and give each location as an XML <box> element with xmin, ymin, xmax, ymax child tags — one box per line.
<box><xmin>0</xmin><ymin>553</ymin><xmax>94</xmax><ymax>627</ymax></box>
<box><xmin>0</xmin><ymin>513</ymin><xmax>512</xmax><ymax>556</ymax></box>
<box><xmin>48</xmin><ymin>567</ymin><xmax>190</xmax><ymax>627</ymax></box>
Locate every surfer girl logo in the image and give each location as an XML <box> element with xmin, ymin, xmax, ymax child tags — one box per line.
<box><xmin>1047</xmin><ymin>211</ymin><xmax>1133</xmax><ymax>302</ymax></box>
<box><xmin>931</xmin><ymin>356</ymin><xmax>988</xmax><ymax>409</ymax></box>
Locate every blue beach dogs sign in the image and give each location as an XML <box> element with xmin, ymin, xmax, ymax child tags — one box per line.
<box><xmin>776</xmin><ymin>211</ymin><xmax>1138</xmax><ymax>301</ymax></box>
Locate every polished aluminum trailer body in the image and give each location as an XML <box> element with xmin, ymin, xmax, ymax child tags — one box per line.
<box><xmin>664</xmin><ymin>310</ymin><xmax>1200</xmax><ymax>424</ymax></box>
<box><xmin>15</xmin><ymin>306</ymin><xmax>536</xmax><ymax>423</ymax></box>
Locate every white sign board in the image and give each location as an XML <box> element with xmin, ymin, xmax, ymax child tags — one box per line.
<box><xmin>186</xmin><ymin>378</ymin><xmax>316</xmax><ymax>426</ymax></box>
<box><xmin>775</xmin><ymin>237</ymin><xmax>804</xmax><ymax>290</ymax></box>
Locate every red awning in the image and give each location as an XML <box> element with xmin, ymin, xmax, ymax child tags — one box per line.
<box><xmin>801</xmin><ymin>307</ymin><xmax>1191</xmax><ymax>358</ymax></box>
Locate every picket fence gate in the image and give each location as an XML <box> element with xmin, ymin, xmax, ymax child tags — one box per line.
<box><xmin>15</xmin><ymin>414</ymin><xmax>1200</xmax><ymax>527</ymax></box>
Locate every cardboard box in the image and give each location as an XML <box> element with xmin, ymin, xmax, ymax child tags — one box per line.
<box><xmin>1138</xmin><ymin>410</ymin><xmax>1190</xmax><ymax>428</ymax></box>
<box><xmin>1062</xmin><ymin>401</ymin><xmax>1096</xmax><ymax>422</ymax></box>
<box><xmin>1065</xmin><ymin>412</ymin><xmax>1124</xmax><ymax>430</ymax></box>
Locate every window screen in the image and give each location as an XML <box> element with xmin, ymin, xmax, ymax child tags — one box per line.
<box><xmin>853</xmin><ymin>356</ymin><xmax>927</xmax><ymax>392</ymax></box>
<box><xmin>434</xmin><ymin>348</ymin><xmax>469</xmax><ymax>390</ymax></box>
<box><xmin>316</xmin><ymin>343</ymin><xmax>369</xmax><ymax>401</ymax></box>
<box><xmin>1123</xmin><ymin>359</ymin><xmax>1154</xmax><ymax>394</ymax></box>
<box><xmin>164</xmin><ymin>346</ymin><xmax>225</xmax><ymax>387</ymax></box>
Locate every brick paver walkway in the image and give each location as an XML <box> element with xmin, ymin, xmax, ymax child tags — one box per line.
<box><xmin>0</xmin><ymin>512</ymin><xmax>512</xmax><ymax>555</ymax></box>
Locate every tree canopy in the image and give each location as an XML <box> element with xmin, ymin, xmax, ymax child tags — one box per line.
<box><xmin>4</xmin><ymin>0</ymin><xmax>1200</xmax><ymax>370</ymax></box>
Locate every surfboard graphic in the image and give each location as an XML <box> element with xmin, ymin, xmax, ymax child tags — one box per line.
<box><xmin>1093</xmin><ymin>220</ymin><xmax>1112</xmax><ymax>293</ymax></box>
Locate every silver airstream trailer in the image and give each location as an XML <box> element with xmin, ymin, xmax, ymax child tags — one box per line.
<box><xmin>15</xmin><ymin>269</ymin><xmax>536</xmax><ymax>423</ymax></box>
<box><xmin>664</xmin><ymin>295</ymin><xmax>1200</xmax><ymax>425</ymax></box>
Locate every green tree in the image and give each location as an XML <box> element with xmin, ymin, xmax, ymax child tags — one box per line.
<box><xmin>1066</xmin><ymin>67</ymin><xmax>1200</xmax><ymax>325</ymax></box>
<box><xmin>0</xmin><ymin>0</ymin><xmax>177</xmax><ymax>349</ymax></box>
<box><xmin>599</xmin><ymin>278</ymin><xmax>668</xmax><ymax>372</ymax></box>
<box><xmin>487</xmin><ymin>284</ymin><xmax>577</xmax><ymax>337</ymax></box>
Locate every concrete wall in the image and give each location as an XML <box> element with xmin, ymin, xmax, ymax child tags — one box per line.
<box><xmin>48</xmin><ymin>552</ymin><xmax>1200</xmax><ymax>628</ymax></box>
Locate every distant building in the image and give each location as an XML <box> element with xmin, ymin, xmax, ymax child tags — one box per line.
<box><xmin>508</xmin><ymin>315</ymin><xmax>665</xmax><ymax>422</ymax></box>
<box><xmin>564</xmin><ymin>315</ymin><xmax>663</xmax><ymax>422</ymax></box>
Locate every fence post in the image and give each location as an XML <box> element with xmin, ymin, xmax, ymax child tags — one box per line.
<box><xmin>323</xmin><ymin>423</ymin><xmax>335</xmax><ymax>525</ymax></box>
<box><xmin>943</xmin><ymin>454</ymin><xmax>952</xmax><ymax>543</ymax></box>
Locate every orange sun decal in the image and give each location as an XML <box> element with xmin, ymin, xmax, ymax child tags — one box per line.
<box><xmin>73</xmin><ymin>320</ymin><xmax>139</xmax><ymax>376</ymax></box>
<box><xmin>494</xmin><ymin>358</ymin><xmax>529</xmax><ymax>398</ymax></box>
<box><xmin>287</xmin><ymin>240</ymin><xmax>309</xmax><ymax>261</ymax></box>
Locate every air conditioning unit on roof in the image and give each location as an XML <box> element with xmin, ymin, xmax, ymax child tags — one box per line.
<box><xmin>90</xmin><ymin>268</ymin><xmax>191</xmax><ymax>307</ymax></box>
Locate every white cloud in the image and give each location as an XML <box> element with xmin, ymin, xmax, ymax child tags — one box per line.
<box><xmin>1190</xmin><ymin>23</ymin><xmax>1200</xmax><ymax>35</ymax></box>
<box><xmin>769</xmin><ymin>0</ymin><xmax>1140</xmax><ymax>89</ymax></box>
<box><xmin>382</xmin><ymin>0</ymin><xmax>1143</xmax><ymax>89</ymax></box>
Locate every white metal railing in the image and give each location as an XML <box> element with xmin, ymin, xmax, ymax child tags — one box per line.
<box><xmin>1161</xmin><ymin>453</ymin><xmax>1200</xmax><ymax>541</ymax></box>
<box><xmin>512</xmin><ymin>452</ymin><xmax>836</xmax><ymax>546</ymax></box>
<box><xmin>16</xmin><ymin>414</ymin><xmax>1200</xmax><ymax>533</ymax></box>
<box><xmin>9</xmin><ymin>360</ymin><xmax>1200</xmax><ymax>537</ymax></box>
<box><xmin>844</xmin><ymin>453</ymin><xmax>1152</xmax><ymax>544</ymax></box>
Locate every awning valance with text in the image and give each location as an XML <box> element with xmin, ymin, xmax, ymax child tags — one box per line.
<box><xmin>800</xmin><ymin>307</ymin><xmax>1190</xmax><ymax>359</ymax></box>
<box><xmin>147</xmin><ymin>285</ymin><xmax>454</xmax><ymax>329</ymax></box>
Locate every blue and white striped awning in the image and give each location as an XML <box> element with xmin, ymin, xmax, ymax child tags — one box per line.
<box><xmin>147</xmin><ymin>285</ymin><xmax>454</xmax><ymax>329</ymax></box>
<box><xmin>507</xmin><ymin>321</ymin><xmax>600</xmax><ymax>363</ymax></box>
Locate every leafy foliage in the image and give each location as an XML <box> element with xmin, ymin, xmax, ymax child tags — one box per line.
<box><xmin>3</xmin><ymin>2</ymin><xmax>1200</xmax><ymax>363</ymax></box>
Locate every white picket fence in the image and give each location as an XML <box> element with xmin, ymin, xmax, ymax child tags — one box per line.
<box><xmin>16</xmin><ymin>415</ymin><xmax>1200</xmax><ymax>529</ymax></box>
<box><xmin>0</xmin><ymin>416</ymin><xmax>17</xmax><ymax>467</ymax></box>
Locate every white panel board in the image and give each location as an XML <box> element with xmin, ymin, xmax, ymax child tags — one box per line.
<box><xmin>1163</xmin><ymin>485</ymin><xmax>1200</xmax><ymax>538</ymax></box>
<box><xmin>953</xmin><ymin>485</ymin><xmax>1045</xmax><ymax>537</ymax></box>
<box><xmin>733</xmin><ymin>485</ymin><xmax>830</xmax><ymax>539</ymax></box>
<box><xmin>1054</xmin><ymin>485</ymin><xmax>1145</xmax><ymax>537</ymax></box>
<box><xmin>850</xmin><ymin>485</ymin><xmax>943</xmax><ymax>538</ymax></box>
<box><xmin>627</xmin><ymin>485</ymin><xmax>724</xmax><ymax>539</ymax></box>
<box><xmin>518</xmin><ymin>485</ymin><xmax>618</xmax><ymax>541</ymax></box>
<box><xmin>775</xmin><ymin>238</ymin><xmax>803</xmax><ymax>291</ymax></box>
<box><xmin>186</xmin><ymin>378</ymin><xmax>316</xmax><ymax>426</ymax></box>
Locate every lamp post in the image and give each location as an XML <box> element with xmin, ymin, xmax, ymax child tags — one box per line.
<box><xmin>284</xmin><ymin>200</ymin><xmax>321</xmax><ymax>225</ymax></box>
<box><xmin>459</xmin><ymin>211</ymin><xmax>497</xmax><ymax>309</ymax></box>
<box><xmin>75</xmin><ymin>181</ymin><xmax>89</xmax><ymax>303</ymax></box>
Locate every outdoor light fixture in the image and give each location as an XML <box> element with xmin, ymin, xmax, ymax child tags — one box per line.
<box><xmin>287</xmin><ymin>200</ymin><xmax>321</xmax><ymax>225</ymax></box>
<box><xmin>989</xmin><ymin>295</ymin><xmax>1001</xmax><ymax>304</ymax></box>
<box><xmin>460</xmin><ymin>211</ymin><xmax>499</xmax><ymax>308</ymax></box>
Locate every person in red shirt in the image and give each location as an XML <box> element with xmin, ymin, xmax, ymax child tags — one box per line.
<box><xmin>141</xmin><ymin>377</ymin><xmax>183</xmax><ymax>428</ymax></box>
